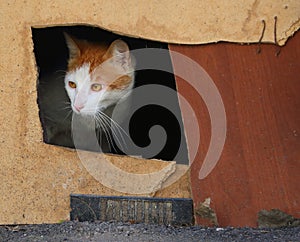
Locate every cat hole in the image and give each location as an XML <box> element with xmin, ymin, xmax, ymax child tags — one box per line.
<box><xmin>32</xmin><ymin>26</ymin><xmax>188</xmax><ymax>164</ymax></box>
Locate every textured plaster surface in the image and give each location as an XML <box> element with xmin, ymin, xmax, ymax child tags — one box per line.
<box><xmin>0</xmin><ymin>0</ymin><xmax>298</xmax><ymax>224</ymax></box>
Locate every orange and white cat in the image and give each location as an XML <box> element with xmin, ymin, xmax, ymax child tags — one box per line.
<box><xmin>64</xmin><ymin>33</ymin><xmax>134</xmax><ymax>151</ymax></box>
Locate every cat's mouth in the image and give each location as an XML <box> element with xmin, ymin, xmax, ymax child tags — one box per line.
<box><xmin>71</xmin><ymin>105</ymin><xmax>97</xmax><ymax>117</ymax></box>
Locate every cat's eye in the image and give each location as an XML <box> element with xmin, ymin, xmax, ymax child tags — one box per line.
<box><xmin>91</xmin><ymin>83</ymin><xmax>102</xmax><ymax>92</ymax></box>
<box><xmin>68</xmin><ymin>81</ymin><xmax>77</xmax><ymax>89</ymax></box>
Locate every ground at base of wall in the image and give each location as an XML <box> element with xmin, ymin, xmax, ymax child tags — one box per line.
<box><xmin>0</xmin><ymin>221</ymin><xmax>299</xmax><ymax>241</ymax></box>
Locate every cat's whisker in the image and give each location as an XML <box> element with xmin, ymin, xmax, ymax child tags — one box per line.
<box><xmin>58</xmin><ymin>101</ymin><xmax>72</xmax><ymax>112</ymax></box>
<box><xmin>95</xmin><ymin>111</ymin><xmax>128</xmax><ymax>151</ymax></box>
<box><xmin>95</xmin><ymin>114</ymin><xmax>116</xmax><ymax>151</ymax></box>
<box><xmin>54</xmin><ymin>70</ymin><xmax>67</xmax><ymax>75</ymax></box>
<box><xmin>101</xmin><ymin>115</ymin><xmax>125</xmax><ymax>151</ymax></box>
<box><xmin>101</xmin><ymin>115</ymin><xmax>127</xmax><ymax>151</ymax></box>
<box><xmin>111</xmin><ymin>121</ymin><xmax>128</xmax><ymax>148</ymax></box>
<box><xmin>95</xmin><ymin>113</ymin><xmax>116</xmax><ymax>151</ymax></box>
<box><xmin>63</xmin><ymin>111</ymin><xmax>72</xmax><ymax>123</ymax></box>
<box><xmin>55</xmin><ymin>76</ymin><xmax>67</xmax><ymax>82</ymax></box>
<box><xmin>98</xmin><ymin>110</ymin><xmax>130</xmax><ymax>147</ymax></box>
<box><xmin>95</xmin><ymin>117</ymin><xmax>108</xmax><ymax>149</ymax></box>
<box><xmin>98</xmin><ymin>110</ymin><xmax>130</xmax><ymax>139</ymax></box>
<box><xmin>43</xmin><ymin>114</ymin><xmax>57</xmax><ymax>122</ymax></box>
<box><xmin>61</xmin><ymin>109</ymin><xmax>73</xmax><ymax>124</ymax></box>
<box><xmin>96</xmin><ymin>115</ymin><xmax>117</xmax><ymax>151</ymax></box>
<box><xmin>96</xmin><ymin>125</ymin><xmax>103</xmax><ymax>148</ymax></box>
<box><xmin>52</xmin><ymin>70</ymin><xmax>68</xmax><ymax>81</ymax></box>
<box><xmin>60</xmin><ymin>106</ymin><xmax>72</xmax><ymax>111</ymax></box>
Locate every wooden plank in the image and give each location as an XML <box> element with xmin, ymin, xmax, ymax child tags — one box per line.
<box><xmin>169</xmin><ymin>31</ymin><xmax>300</xmax><ymax>227</ymax></box>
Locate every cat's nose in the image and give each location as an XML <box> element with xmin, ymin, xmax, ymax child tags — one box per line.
<box><xmin>74</xmin><ymin>104</ymin><xmax>84</xmax><ymax>112</ymax></box>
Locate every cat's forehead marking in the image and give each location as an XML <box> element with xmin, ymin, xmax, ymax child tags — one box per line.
<box><xmin>68</xmin><ymin>43</ymin><xmax>108</xmax><ymax>73</ymax></box>
<box><xmin>66</xmin><ymin>38</ymin><xmax>134</xmax><ymax>91</ymax></box>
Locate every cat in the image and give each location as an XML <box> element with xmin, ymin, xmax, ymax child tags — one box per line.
<box><xmin>62</xmin><ymin>33</ymin><xmax>135</xmax><ymax>153</ymax></box>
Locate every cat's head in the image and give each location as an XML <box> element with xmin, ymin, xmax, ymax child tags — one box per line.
<box><xmin>64</xmin><ymin>33</ymin><xmax>135</xmax><ymax>117</ymax></box>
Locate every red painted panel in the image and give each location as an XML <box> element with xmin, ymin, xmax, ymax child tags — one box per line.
<box><xmin>169</xmin><ymin>31</ymin><xmax>300</xmax><ymax>227</ymax></box>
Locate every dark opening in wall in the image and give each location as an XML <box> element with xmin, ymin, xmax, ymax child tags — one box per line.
<box><xmin>32</xmin><ymin>26</ymin><xmax>188</xmax><ymax>164</ymax></box>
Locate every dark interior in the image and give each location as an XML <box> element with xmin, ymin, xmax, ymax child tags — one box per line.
<box><xmin>32</xmin><ymin>26</ymin><xmax>189</xmax><ymax>164</ymax></box>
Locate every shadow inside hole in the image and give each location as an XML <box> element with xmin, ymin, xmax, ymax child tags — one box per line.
<box><xmin>32</xmin><ymin>26</ymin><xmax>189</xmax><ymax>164</ymax></box>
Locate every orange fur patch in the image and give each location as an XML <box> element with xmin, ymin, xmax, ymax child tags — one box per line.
<box><xmin>107</xmin><ymin>75</ymin><xmax>132</xmax><ymax>90</ymax></box>
<box><xmin>67</xmin><ymin>37</ymin><xmax>133</xmax><ymax>90</ymax></box>
<box><xmin>67</xmin><ymin>40</ymin><xmax>109</xmax><ymax>73</ymax></box>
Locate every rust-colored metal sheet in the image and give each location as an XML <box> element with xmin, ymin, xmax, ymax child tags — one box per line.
<box><xmin>169</xmin><ymin>31</ymin><xmax>300</xmax><ymax>227</ymax></box>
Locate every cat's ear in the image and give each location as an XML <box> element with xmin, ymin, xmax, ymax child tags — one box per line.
<box><xmin>105</xmin><ymin>40</ymin><xmax>132</xmax><ymax>70</ymax></box>
<box><xmin>63</xmin><ymin>32</ymin><xmax>81</xmax><ymax>60</ymax></box>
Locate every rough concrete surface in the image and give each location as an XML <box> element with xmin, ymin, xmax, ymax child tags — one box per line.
<box><xmin>0</xmin><ymin>221</ymin><xmax>299</xmax><ymax>242</ymax></box>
